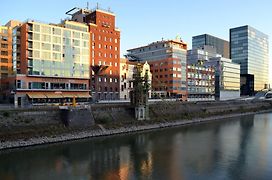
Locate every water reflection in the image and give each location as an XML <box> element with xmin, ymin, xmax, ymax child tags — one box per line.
<box><xmin>1</xmin><ymin>113</ymin><xmax>272</xmax><ymax>180</ymax></box>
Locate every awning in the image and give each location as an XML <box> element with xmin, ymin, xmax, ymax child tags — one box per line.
<box><xmin>77</xmin><ymin>92</ymin><xmax>91</xmax><ymax>98</ymax></box>
<box><xmin>26</xmin><ymin>92</ymin><xmax>90</xmax><ymax>99</ymax></box>
<box><xmin>44</xmin><ymin>92</ymin><xmax>64</xmax><ymax>98</ymax></box>
<box><xmin>62</xmin><ymin>92</ymin><xmax>78</xmax><ymax>98</ymax></box>
<box><xmin>27</xmin><ymin>92</ymin><xmax>47</xmax><ymax>99</ymax></box>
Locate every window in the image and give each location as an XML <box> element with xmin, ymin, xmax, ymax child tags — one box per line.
<box><xmin>1</xmin><ymin>58</ymin><xmax>8</xmax><ymax>63</ymax></box>
<box><xmin>52</xmin><ymin>28</ymin><xmax>61</xmax><ymax>35</ymax></box>
<box><xmin>41</xmin><ymin>34</ymin><xmax>51</xmax><ymax>42</ymax></box>
<box><xmin>52</xmin><ymin>36</ymin><xmax>61</xmax><ymax>44</ymax></box>
<box><xmin>73</xmin><ymin>32</ymin><xmax>80</xmax><ymax>38</ymax></box>
<box><xmin>16</xmin><ymin>80</ymin><xmax>22</xmax><ymax>89</ymax></box>
<box><xmin>41</xmin><ymin>26</ymin><xmax>51</xmax><ymax>34</ymax></box>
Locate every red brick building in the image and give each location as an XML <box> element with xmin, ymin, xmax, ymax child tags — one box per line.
<box><xmin>68</xmin><ymin>7</ymin><xmax>121</xmax><ymax>100</ymax></box>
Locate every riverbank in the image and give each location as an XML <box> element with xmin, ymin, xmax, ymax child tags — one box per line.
<box><xmin>1</xmin><ymin>100</ymin><xmax>272</xmax><ymax>150</ymax></box>
<box><xmin>1</xmin><ymin>107</ymin><xmax>272</xmax><ymax>150</ymax></box>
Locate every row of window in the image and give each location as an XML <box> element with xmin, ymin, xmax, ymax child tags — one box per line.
<box><xmin>30</xmin><ymin>23</ymin><xmax>89</xmax><ymax>36</ymax></box>
<box><xmin>93</xmin><ymin>43</ymin><xmax>119</xmax><ymax>51</ymax></box>
<box><xmin>92</xmin><ymin>34</ymin><xmax>118</xmax><ymax>43</ymax></box>
<box><xmin>97</xmin><ymin>60</ymin><xmax>118</xmax><ymax>67</ymax></box>
<box><xmin>0</xmin><ymin>51</ymin><xmax>8</xmax><ymax>56</ymax></box>
<box><xmin>0</xmin><ymin>58</ymin><xmax>8</xmax><ymax>63</ymax></box>
<box><xmin>154</xmin><ymin>73</ymin><xmax>183</xmax><ymax>79</ymax></box>
<box><xmin>94</xmin><ymin>86</ymin><xmax>119</xmax><ymax>92</ymax></box>
<box><xmin>1</xmin><ymin>43</ymin><xmax>8</xmax><ymax>48</ymax></box>
<box><xmin>16</xmin><ymin>80</ymin><xmax>87</xmax><ymax>90</ymax></box>
<box><xmin>97</xmin><ymin>77</ymin><xmax>118</xmax><ymax>83</ymax></box>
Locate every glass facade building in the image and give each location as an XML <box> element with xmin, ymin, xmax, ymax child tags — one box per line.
<box><xmin>192</xmin><ymin>34</ymin><xmax>230</xmax><ymax>58</ymax></box>
<box><xmin>230</xmin><ymin>25</ymin><xmax>269</xmax><ymax>91</ymax></box>
<box><xmin>11</xmin><ymin>20</ymin><xmax>91</xmax><ymax>107</ymax></box>
<box><xmin>207</xmin><ymin>57</ymin><xmax>240</xmax><ymax>100</ymax></box>
<box><xmin>26</xmin><ymin>21</ymin><xmax>90</xmax><ymax>78</ymax></box>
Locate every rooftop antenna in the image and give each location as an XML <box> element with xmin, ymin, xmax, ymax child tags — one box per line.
<box><xmin>86</xmin><ymin>2</ymin><xmax>89</xmax><ymax>9</ymax></box>
<box><xmin>96</xmin><ymin>2</ymin><xmax>99</xmax><ymax>9</ymax></box>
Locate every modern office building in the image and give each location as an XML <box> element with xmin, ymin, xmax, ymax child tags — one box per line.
<box><xmin>12</xmin><ymin>20</ymin><xmax>91</xmax><ymax>107</ymax></box>
<box><xmin>120</xmin><ymin>58</ymin><xmax>152</xmax><ymax>100</ymax></box>
<box><xmin>192</xmin><ymin>34</ymin><xmax>230</xmax><ymax>58</ymax></box>
<box><xmin>187</xmin><ymin>61</ymin><xmax>215</xmax><ymax>101</ymax></box>
<box><xmin>207</xmin><ymin>57</ymin><xmax>240</xmax><ymax>100</ymax></box>
<box><xmin>127</xmin><ymin>38</ymin><xmax>188</xmax><ymax>100</ymax></box>
<box><xmin>68</xmin><ymin>7</ymin><xmax>121</xmax><ymax>100</ymax></box>
<box><xmin>187</xmin><ymin>45</ymin><xmax>221</xmax><ymax>64</ymax></box>
<box><xmin>188</xmin><ymin>46</ymin><xmax>240</xmax><ymax>100</ymax></box>
<box><xmin>230</xmin><ymin>25</ymin><xmax>269</xmax><ymax>93</ymax></box>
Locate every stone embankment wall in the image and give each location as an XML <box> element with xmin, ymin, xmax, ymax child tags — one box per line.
<box><xmin>148</xmin><ymin>100</ymin><xmax>272</xmax><ymax>121</ymax></box>
<box><xmin>0</xmin><ymin>100</ymin><xmax>272</xmax><ymax>144</ymax></box>
<box><xmin>91</xmin><ymin>100</ymin><xmax>272</xmax><ymax>123</ymax></box>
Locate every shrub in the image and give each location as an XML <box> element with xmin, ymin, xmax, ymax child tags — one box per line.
<box><xmin>3</xmin><ymin>111</ymin><xmax>9</xmax><ymax>117</ymax></box>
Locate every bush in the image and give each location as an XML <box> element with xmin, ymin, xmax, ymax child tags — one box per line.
<box><xmin>3</xmin><ymin>111</ymin><xmax>9</xmax><ymax>117</ymax></box>
<box><xmin>96</xmin><ymin>117</ymin><xmax>111</xmax><ymax>124</ymax></box>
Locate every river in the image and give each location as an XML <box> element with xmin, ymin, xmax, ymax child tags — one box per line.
<box><xmin>1</xmin><ymin>113</ymin><xmax>272</xmax><ymax>180</ymax></box>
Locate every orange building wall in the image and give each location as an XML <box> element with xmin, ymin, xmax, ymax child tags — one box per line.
<box><xmin>0</xmin><ymin>27</ymin><xmax>13</xmax><ymax>100</ymax></box>
<box><xmin>20</xmin><ymin>24</ymin><xmax>28</xmax><ymax>75</ymax></box>
<box><xmin>149</xmin><ymin>58</ymin><xmax>187</xmax><ymax>98</ymax></box>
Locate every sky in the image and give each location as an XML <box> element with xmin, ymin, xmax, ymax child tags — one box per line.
<box><xmin>1</xmin><ymin>0</ymin><xmax>272</xmax><ymax>82</ymax></box>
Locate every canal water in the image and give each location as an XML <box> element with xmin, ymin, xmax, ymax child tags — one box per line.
<box><xmin>1</xmin><ymin>113</ymin><xmax>272</xmax><ymax>180</ymax></box>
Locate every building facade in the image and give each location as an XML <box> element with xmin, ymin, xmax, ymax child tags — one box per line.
<box><xmin>192</xmin><ymin>34</ymin><xmax>230</xmax><ymax>58</ymax></box>
<box><xmin>188</xmin><ymin>46</ymin><xmax>240</xmax><ymax>100</ymax></box>
<box><xmin>187</xmin><ymin>62</ymin><xmax>215</xmax><ymax>101</ymax></box>
<box><xmin>120</xmin><ymin>58</ymin><xmax>152</xmax><ymax>100</ymax></box>
<box><xmin>0</xmin><ymin>20</ymin><xmax>22</xmax><ymax>102</ymax></box>
<box><xmin>187</xmin><ymin>45</ymin><xmax>221</xmax><ymax>64</ymax></box>
<box><xmin>0</xmin><ymin>25</ymin><xmax>12</xmax><ymax>102</ymax></box>
<box><xmin>69</xmin><ymin>7</ymin><xmax>121</xmax><ymax>100</ymax></box>
<box><xmin>12</xmin><ymin>20</ymin><xmax>91</xmax><ymax>107</ymax></box>
<box><xmin>207</xmin><ymin>57</ymin><xmax>240</xmax><ymax>100</ymax></box>
<box><xmin>127</xmin><ymin>39</ymin><xmax>188</xmax><ymax>100</ymax></box>
<box><xmin>230</xmin><ymin>25</ymin><xmax>269</xmax><ymax>93</ymax></box>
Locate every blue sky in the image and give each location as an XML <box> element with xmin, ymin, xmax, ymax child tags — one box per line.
<box><xmin>1</xmin><ymin>0</ymin><xmax>272</xmax><ymax>81</ymax></box>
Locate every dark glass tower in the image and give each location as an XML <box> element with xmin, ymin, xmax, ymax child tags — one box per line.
<box><xmin>230</xmin><ymin>25</ymin><xmax>269</xmax><ymax>92</ymax></box>
<box><xmin>192</xmin><ymin>34</ymin><xmax>230</xmax><ymax>58</ymax></box>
